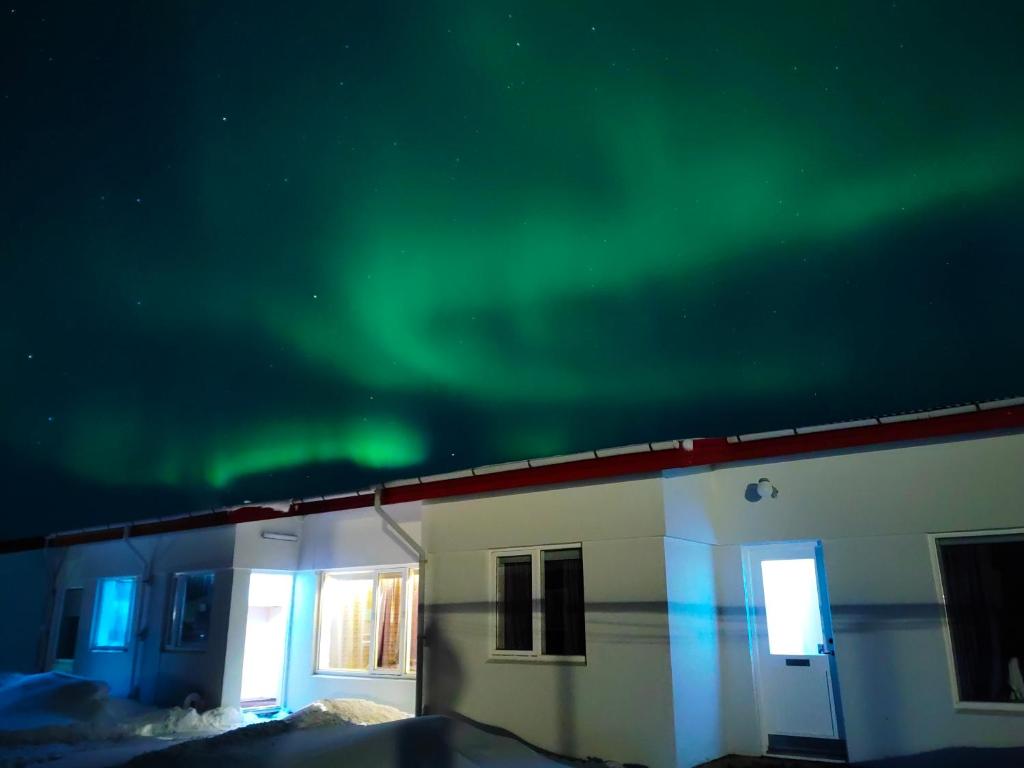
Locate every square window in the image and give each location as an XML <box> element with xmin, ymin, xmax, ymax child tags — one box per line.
<box><xmin>168</xmin><ymin>572</ymin><xmax>215</xmax><ymax>650</ymax></box>
<box><xmin>492</xmin><ymin>545</ymin><xmax>586</xmax><ymax>659</ymax></box>
<box><xmin>938</xmin><ymin>535</ymin><xmax>1024</xmax><ymax>704</ymax></box>
<box><xmin>316</xmin><ymin>566</ymin><xmax>419</xmax><ymax>676</ymax></box>
<box><xmin>91</xmin><ymin>578</ymin><xmax>136</xmax><ymax>650</ymax></box>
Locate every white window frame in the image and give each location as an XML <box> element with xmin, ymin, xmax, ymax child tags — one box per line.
<box><xmin>929</xmin><ymin>527</ymin><xmax>1024</xmax><ymax>713</ymax></box>
<box><xmin>89</xmin><ymin>576</ymin><xmax>137</xmax><ymax>652</ymax></box>
<box><xmin>166</xmin><ymin>570</ymin><xmax>216</xmax><ymax>652</ymax></box>
<box><xmin>488</xmin><ymin>543</ymin><xmax>586</xmax><ymax>663</ymax></box>
<box><xmin>314</xmin><ymin>563</ymin><xmax>419</xmax><ymax>679</ymax></box>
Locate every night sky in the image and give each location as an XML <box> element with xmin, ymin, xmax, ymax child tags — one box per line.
<box><xmin>3</xmin><ymin>2</ymin><xmax>1023</xmax><ymax>537</ymax></box>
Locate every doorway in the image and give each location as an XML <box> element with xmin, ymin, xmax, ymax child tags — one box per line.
<box><xmin>240</xmin><ymin>572</ymin><xmax>294</xmax><ymax>710</ymax></box>
<box><xmin>743</xmin><ymin>541</ymin><xmax>846</xmax><ymax>761</ymax></box>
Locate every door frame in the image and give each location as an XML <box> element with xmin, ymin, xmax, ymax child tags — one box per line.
<box><xmin>241</xmin><ymin>569</ymin><xmax>296</xmax><ymax>710</ymax></box>
<box><xmin>742</xmin><ymin>539</ymin><xmax>846</xmax><ymax>759</ymax></box>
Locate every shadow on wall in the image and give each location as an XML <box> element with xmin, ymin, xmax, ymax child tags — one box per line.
<box><xmin>412</xmin><ymin>618</ymin><xmax>464</xmax><ymax>768</ymax></box>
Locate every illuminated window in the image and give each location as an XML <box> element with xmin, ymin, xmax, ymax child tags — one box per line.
<box><xmin>760</xmin><ymin>558</ymin><xmax>824</xmax><ymax>656</ymax></box>
<box><xmin>937</xmin><ymin>533</ymin><xmax>1024</xmax><ymax>704</ymax></box>
<box><xmin>316</xmin><ymin>565</ymin><xmax>419</xmax><ymax>676</ymax></box>
<box><xmin>91</xmin><ymin>577</ymin><xmax>137</xmax><ymax>651</ymax></box>
<box><xmin>492</xmin><ymin>545</ymin><xmax>586</xmax><ymax>659</ymax></box>
<box><xmin>167</xmin><ymin>572</ymin><xmax>215</xmax><ymax>650</ymax></box>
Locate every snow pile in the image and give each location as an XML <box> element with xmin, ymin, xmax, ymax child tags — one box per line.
<box><xmin>121</xmin><ymin>713</ymin><xmax>576</xmax><ymax>768</ymax></box>
<box><xmin>130</xmin><ymin>706</ymin><xmax>246</xmax><ymax>738</ymax></box>
<box><xmin>286</xmin><ymin>698</ymin><xmax>411</xmax><ymax>729</ymax></box>
<box><xmin>0</xmin><ymin>672</ymin><xmax>129</xmax><ymax>745</ymax></box>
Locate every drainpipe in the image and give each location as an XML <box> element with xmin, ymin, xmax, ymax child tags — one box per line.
<box><xmin>123</xmin><ymin>526</ymin><xmax>152</xmax><ymax>700</ymax></box>
<box><xmin>372</xmin><ymin>486</ymin><xmax>426</xmax><ymax>717</ymax></box>
<box><xmin>37</xmin><ymin>536</ymin><xmax>67</xmax><ymax>672</ymax></box>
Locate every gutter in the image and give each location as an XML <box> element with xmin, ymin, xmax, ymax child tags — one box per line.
<box><xmin>3</xmin><ymin>400</ymin><xmax>1024</xmax><ymax>556</ymax></box>
<box><xmin>122</xmin><ymin>526</ymin><xmax>152</xmax><ymax>700</ymax></box>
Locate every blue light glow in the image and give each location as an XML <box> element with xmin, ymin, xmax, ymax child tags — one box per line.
<box><xmin>91</xmin><ymin>577</ymin><xmax>136</xmax><ymax>650</ymax></box>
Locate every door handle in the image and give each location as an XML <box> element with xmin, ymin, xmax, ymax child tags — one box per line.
<box><xmin>817</xmin><ymin>642</ymin><xmax>835</xmax><ymax>656</ymax></box>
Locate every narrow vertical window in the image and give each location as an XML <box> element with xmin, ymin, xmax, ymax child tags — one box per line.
<box><xmin>91</xmin><ymin>577</ymin><xmax>136</xmax><ymax>650</ymax></box>
<box><xmin>318</xmin><ymin>573</ymin><xmax>374</xmax><ymax>671</ymax></box>
<box><xmin>56</xmin><ymin>588</ymin><xmax>83</xmax><ymax>661</ymax></box>
<box><xmin>168</xmin><ymin>572</ymin><xmax>215</xmax><ymax>650</ymax></box>
<box><xmin>542</xmin><ymin>549</ymin><xmax>586</xmax><ymax>657</ymax></box>
<box><xmin>406</xmin><ymin>568</ymin><xmax>420</xmax><ymax>674</ymax></box>
<box><xmin>496</xmin><ymin>554</ymin><xmax>533</xmax><ymax>651</ymax></box>
<box><xmin>374</xmin><ymin>572</ymin><xmax>403</xmax><ymax>671</ymax></box>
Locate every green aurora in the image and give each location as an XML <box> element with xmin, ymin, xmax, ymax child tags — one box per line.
<box><xmin>3</xmin><ymin>1</ymin><xmax>1023</xmax><ymax>533</ymax></box>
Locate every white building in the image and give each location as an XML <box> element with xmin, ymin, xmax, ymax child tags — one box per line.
<box><xmin>2</xmin><ymin>398</ymin><xmax>1023</xmax><ymax>767</ymax></box>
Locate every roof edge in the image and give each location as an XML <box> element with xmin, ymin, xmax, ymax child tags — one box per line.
<box><xmin>3</xmin><ymin>400</ymin><xmax>1023</xmax><ymax>555</ymax></box>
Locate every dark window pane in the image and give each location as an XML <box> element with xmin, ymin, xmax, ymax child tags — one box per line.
<box><xmin>179</xmin><ymin>573</ymin><xmax>214</xmax><ymax>646</ymax></box>
<box><xmin>939</xmin><ymin>538</ymin><xmax>1024</xmax><ymax>703</ymax></box>
<box><xmin>56</xmin><ymin>588</ymin><xmax>83</xmax><ymax>660</ymax></box>
<box><xmin>543</xmin><ymin>549</ymin><xmax>585</xmax><ymax>656</ymax></box>
<box><xmin>496</xmin><ymin>555</ymin><xmax>532</xmax><ymax>651</ymax></box>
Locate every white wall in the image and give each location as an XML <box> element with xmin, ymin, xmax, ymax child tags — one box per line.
<box><xmin>662</xmin><ymin>431</ymin><xmax>1024</xmax><ymax>763</ymax></box>
<box><xmin>52</xmin><ymin>526</ymin><xmax>236</xmax><ymax>705</ymax></box>
<box><xmin>282</xmin><ymin>505</ymin><xmax>421</xmax><ymax>714</ymax></box>
<box><xmin>422</xmin><ymin>477</ymin><xmax>678</xmax><ymax>768</ymax></box>
<box><xmin>0</xmin><ymin>550</ymin><xmax>49</xmax><ymax>673</ymax></box>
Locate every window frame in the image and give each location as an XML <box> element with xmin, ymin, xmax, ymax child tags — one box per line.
<box><xmin>488</xmin><ymin>543</ymin><xmax>586</xmax><ymax>664</ymax></box>
<box><xmin>166</xmin><ymin>570</ymin><xmax>216</xmax><ymax>652</ymax></box>
<box><xmin>89</xmin><ymin>576</ymin><xmax>137</xmax><ymax>652</ymax></box>
<box><xmin>929</xmin><ymin>527</ymin><xmax>1024</xmax><ymax>713</ymax></box>
<box><xmin>314</xmin><ymin>563</ymin><xmax>419</xmax><ymax>679</ymax></box>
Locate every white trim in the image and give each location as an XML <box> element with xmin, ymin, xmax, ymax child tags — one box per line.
<box><xmin>928</xmin><ymin>527</ymin><xmax>1024</xmax><ymax>713</ymax></box>
<box><xmin>313</xmin><ymin>563</ymin><xmax>418</xmax><ymax>679</ymax></box>
<box><xmin>488</xmin><ymin>543</ymin><xmax>586</xmax><ymax>663</ymax></box>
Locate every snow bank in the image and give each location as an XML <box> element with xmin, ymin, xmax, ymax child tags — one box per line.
<box><xmin>0</xmin><ymin>672</ymin><xmax>244</xmax><ymax>749</ymax></box>
<box><xmin>121</xmin><ymin>714</ymin><xmax>576</xmax><ymax>768</ymax></box>
<box><xmin>129</xmin><ymin>706</ymin><xmax>246</xmax><ymax>738</ymax></box>
<box><xmin>286</xmin><ymin>698</ymin><xmax>411</xmax><ymax>728</ymax></box>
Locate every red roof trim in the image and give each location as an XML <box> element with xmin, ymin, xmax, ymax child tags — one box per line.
<box><xmin>3</xmin><ymin>404</ymin><xmax>1023</xmax><ymax>555</ymax></box>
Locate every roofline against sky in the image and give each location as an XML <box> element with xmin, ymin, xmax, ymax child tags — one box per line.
<box><xmin>3</xmin><ymin>396</ymin><xmax>1023</xmax><ymax>555</ymax></box>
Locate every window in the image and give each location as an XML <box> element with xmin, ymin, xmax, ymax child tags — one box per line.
<box><xmin>937</xmin><ymin>533</ymin><xmax>1024</xmax><ymax>705</ymax></box>
<box><xmin>492</xmin><ymin>545</ymin><xmax>585</xmax><ymax>659</ymax></box>
<box><xmin>167</xmin><ymin>572</ymin><xmax>215</xmax><ymax>650</ymax></box>
<box><xmin>91</xmin><ymin>578</ymin><xmax>136</xmax><ymax>651</ymax></box>
<box><xmin>56</xmin><ymin>588</ymin><xmax>83</xmax><ymax>660</ymax></box>
<box><xmin>316</xmin><ymin>565</ymin><xmax>419</xmax><ymax>676</ymax></box>
<box><xmin>760</xmin><ymin>558</ymin><xmax>824</xmax><ymax>656</ymax></box>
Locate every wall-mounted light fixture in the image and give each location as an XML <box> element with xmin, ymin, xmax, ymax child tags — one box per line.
<box><xmin>756</xmin><ymin>478</ymin><xmax>778</xmax><ymax>500</ymax></box>
<box><xmin>261</xmin><ymin>531</ymin><xmax>299</xmax><ymax>542</ymax></box>
<box><xmin>745</xmin><ymin>477</ymin><xmax>779</xmax><ymax>502</ymax></box>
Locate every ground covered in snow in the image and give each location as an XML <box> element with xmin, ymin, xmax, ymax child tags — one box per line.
<box><xmin>0</xmin><ymin>673</ymin><xmax>582</xmax><ymax>768</ymax></box>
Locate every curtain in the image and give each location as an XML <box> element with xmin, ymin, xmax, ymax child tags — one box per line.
<box><xmin>376</xmin><ymin>573</ymin><xmax>403</xmax><ymax>669</ymax></box>
<box><xmin>543</xmin><ymin>549</ymin><xmax>585</xmax><ymax>656</ymax></box>
<box><xmin>497</xmin><ymin>556</ymin><xmax>533</xmax><ymax>650</ymax></box>
<box><xmin>941</xmin><ymin>542</ymin><xmax>1006</xmax><ymax>701</ymax></box>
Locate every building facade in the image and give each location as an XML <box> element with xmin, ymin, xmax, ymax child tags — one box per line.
<box><xmin>2</xmin><ymin>401</ymin><xmax>1024</xmax><ymax>767</ymax></box>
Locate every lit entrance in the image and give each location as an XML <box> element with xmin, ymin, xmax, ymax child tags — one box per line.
<box><xmin>240</xmin><ymin>572</ymin><xmax>294</xmax><ymax>710</ymax></box>
<box><xmin>743</xmin><ymin>541</ymin><xmax>846</xmax><ymax>761</ymax></box>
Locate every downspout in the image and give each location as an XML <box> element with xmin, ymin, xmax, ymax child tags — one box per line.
<box><xmin>372</xmin><ymin>486</ymin><xmax>426</xmax><ymax>717</ymax></box>
<box><xmin>37</xmin><ymin>536</ymin><xmax>67</xmax><ymax>672</ymax></box>
<box><xmin>122</xmin><ymin>526</ymin><xmax>152</xmax><ymax>700</ymax></box>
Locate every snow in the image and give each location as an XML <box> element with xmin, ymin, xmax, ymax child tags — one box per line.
<box><xmin>120</xmin><ymin>714</ymin><xmax>577</xmax><ymax>768</ymax></box>
<box><xmin>0</xmin><ymin>674</ymin><xmax>588</xmax><ymax>768</ymax></box>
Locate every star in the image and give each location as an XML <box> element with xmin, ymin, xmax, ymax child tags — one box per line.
<box><xmin>26</xmin><ymin>353</ymin><xmax>33</xmax><ymax>360</ymax></box>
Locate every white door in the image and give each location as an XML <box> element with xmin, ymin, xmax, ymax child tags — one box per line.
<box><xmin>240</xmin><ymin>572</ymin><xmax>294</xmax><ymax>709</ymax></box>
<box><xmin>744</xmin><ymin>541</ymin><xmax>845</xmax><ymax>759</ymax></box>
